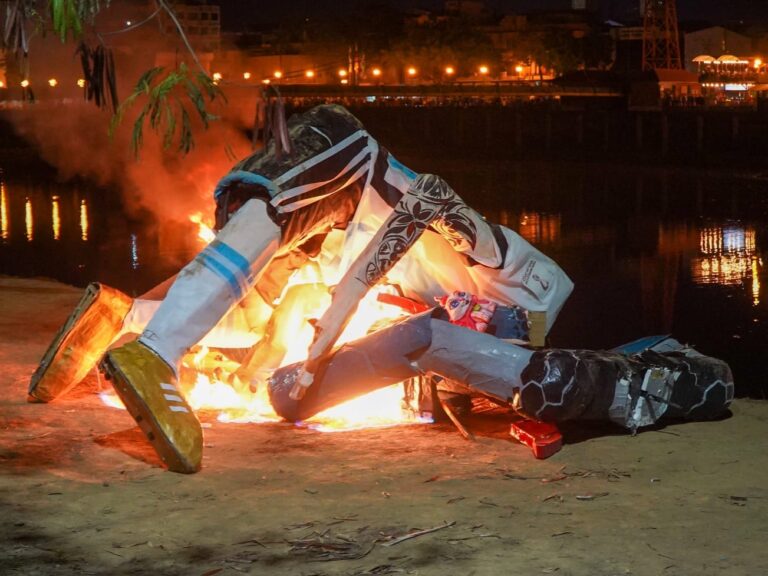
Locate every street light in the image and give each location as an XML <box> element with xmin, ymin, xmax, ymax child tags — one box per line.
<box><xmin>77</xmin><ymin>78</ymin><xmax>86</xmax><ymax>88</ymax></box>
<box><xmin>515</xmin><ymin>65</ymin><xmax>524</xmax><ymax>75</ymax></box>
<box><xmin>407</xmin><ymin>66</ymin><xmax>417</xmax><ymax>77</ymax></box>
<box><xmin>445</xmin><ymin>66</ymin><xmax>455</xmax><ymax>76</ymax></box>
<box><xmin>273</xmin><ymin>70</ymin><xmax>283</xmax><ymax>79</ymax></box>
<box><xmin>48</xmin><ymin>78</ymin><xmax>58</xmax><ymax>87</ymax></box>
<box><xmin>243</xmin><ymin>72</ymin><xmax>251</xmax><ymax>80</ymax></box>
<box><xmin>372</xmin><ymin>68</ymin><xmax>382</xmax><ymax>77</ymax></box>
<box><xmin>305</xmin><ymin>70</ymin><xmax>315</xmax><ymax>78</ymax></box>
<box><xmin>478</xmin><ymin>65</ymin><xmax>489</xmax><ymax>75</ymax></box>
<box><xmin>338</xmin><ymin>69</ymin><xmax>348</xmax><ymax>78</ymax></box>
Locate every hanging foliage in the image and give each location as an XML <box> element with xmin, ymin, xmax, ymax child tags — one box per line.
<box><xmin>2</xmin><ymin>0</ymin><xmax>35</xmax><ymax>56</ymax></box>
<box><xmin>50</xmin><ymin>0</ymin><xmax>107</xmax><ymax>41</ymax></box>
<box><xmin>1</xmin><ymin>0</ymin><xmax>224</xmax><ymax>156</ymax></box>
<box><xmin>75</xmin><ymin>41</ymin><xmax>118</xmax><ymax>111</ymax></box>
<box><xmin>110</xmin><ymin>63</ymin><xmax>226</xmax><ymax>156</ymax></box>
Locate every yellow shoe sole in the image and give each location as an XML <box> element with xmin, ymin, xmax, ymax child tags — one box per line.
<box><xmin>101</xmin><ymin>342</ymin><xmax>202</xmax><ymax>474</ymax></box>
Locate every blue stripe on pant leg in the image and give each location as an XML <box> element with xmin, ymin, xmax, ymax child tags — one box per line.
<box><xmin>195</xmin><ymin>252</ymin><xmax>244</xmax><ymax>300</ymax></box>
<box><xmin>202</xmin><ymin>244</ymin><xmax>250</xmax><ymax>297</ymax></box>
<box><xmin>210</xmin><ymin>240</ymin><xmax>255</xmax><ymax>286</ymax></box>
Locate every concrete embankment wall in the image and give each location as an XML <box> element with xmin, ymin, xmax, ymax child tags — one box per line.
<box><xmin>340</xmin><ymin>106</ymin><xmax>768</xmax><ymax>169</ymax></box>
<box><xmin>2</xmin><ymin>102</ymin><xmax>767</xmax><ymax>170</ymax></box>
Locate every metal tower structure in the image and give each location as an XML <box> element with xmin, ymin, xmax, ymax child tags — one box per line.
<box><xmin>642</xmin><ymin>0</ymin><xmax>682</xmax><ymax>70</ymax></box>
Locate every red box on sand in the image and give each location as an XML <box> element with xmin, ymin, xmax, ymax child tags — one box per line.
<box><xmin>510</xmin><ymin>419</ymin><xmax>563</xmax><ymax>459</ymax></box>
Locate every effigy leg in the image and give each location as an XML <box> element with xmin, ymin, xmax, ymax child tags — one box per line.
<box><xmin>271</xmin><ymin>317</ymin><xmax>734</xmax><ymax>433</ymax></box>
<box><xmin>101</xmin><ymin>198</ymin><xmax>281</xmax><ymax>473</ymax></box>
<box><xmin>28</xmin><ymin>283</ymin><xmax>133</xmax><ymax>403</ymax></box>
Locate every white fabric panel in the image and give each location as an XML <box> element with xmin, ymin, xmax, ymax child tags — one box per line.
<box><xmin>139</xmin><ymin>199</ymin><xmax>280</xmax><ymax>368</ymax></box>
<box><xmin>467</xmin><ymin>226</ymin><xmax>574</xmax><ymax>333</ymax></box>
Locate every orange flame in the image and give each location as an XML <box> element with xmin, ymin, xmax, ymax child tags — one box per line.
<box><xmin>190</xmin><ymin>212</ymin><xmax>216</xmax><ymax>245</ymax></box>
<box><xmin>99</xmin><ymin>232</ymin><xmax>429</xmax><ymax>431</ymax></box>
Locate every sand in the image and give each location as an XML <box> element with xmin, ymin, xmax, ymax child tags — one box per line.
<box><xmin>1</xmin><ymin>277</ymin><xmax>767</xmax><ymax>576</ymax></box>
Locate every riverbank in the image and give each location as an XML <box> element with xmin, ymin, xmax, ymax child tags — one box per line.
<box><xmin>1</xmin><ymin>277</ymin><xmax>767</xmax><ymax>576</ymax></box>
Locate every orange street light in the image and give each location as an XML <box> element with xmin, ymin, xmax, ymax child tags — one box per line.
<box><xmin>340</xmin><ymin>78</ymin><xmax>349</xmax><ymax>84</ymax></box>
<box><xmin>407</xmin><ymin>66</ymin><xmax>417</xmax><ymax>77</ymax></box>
<box><xmin>77</xmin><ymin>78</ymin><xmax>86</xmax><ymax>88</ymax></box>
<box><xmin>338</xmin><ymin>68</ymin><xmax>348</xmax><ymax>77</ymax></box>
<box><xmin>262</xmin><ymin>78</ymin><xmax>271</xmax><ymax>84</ymax></box>
<box><xmin>372</xmin><ymin>67</ymin><xmax>382</xmax><ymax>77</ymax></box>
<box><xmin>515</xmin><ymin>65</ymin><xmax>524</xmax><ymax>74</ymax></box>
<box><xmin>243</xmin><ymin>72</ymin><xmax>251</xmax><ymax>80</ymax></box>
<box><xmin>273</xmin><ymin>70</ymin><xmax>283</xmax><ymax>79</ymax></box>
<box><xmin>48</xmin><ymin>78</ymin><xmax>58</xmax><ymax>87</ymax></box>
<box><xmin>755</xmin><ymin>58</ymin><xmax>763</xmax><ymax>69</ymax></box>
<box><xmin>305</xmin><ymin>70</ymin><xmax>315</xmax><ymax>78</ymax></box>
<box><xmin>0</xmin><ymin>81</ymin><xmax>4</xmax><ymax>88</ymax></box>
<box><xmin>445</xmin><ymin>66</ymin><xmax>455</xmax><ymax>75</ymax></box>
<box><xmin>479</xmin><ymin>65</ymin><xmax>489</xmax><ymax>75</ymax></box>
<box><xmin>20</xmin><ymin>79</ymin><xmax>29</xmax><ymax>88</ymax></box>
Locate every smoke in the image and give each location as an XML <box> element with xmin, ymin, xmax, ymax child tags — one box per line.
<box><xmin>12</xmin><ymin>91</ymin><xmax>254</xmax><ymax>224</ymax></box>
<box><xmin>6</xmin><ymin>6</ymin><xmax>258</xmax><ymax>264</ymax></box>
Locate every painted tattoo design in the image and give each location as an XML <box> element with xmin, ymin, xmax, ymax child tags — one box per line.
<box><xmin>363</xmin><ymin>174</ymin><xmax>479</xmax><ymax>286</ymax></box>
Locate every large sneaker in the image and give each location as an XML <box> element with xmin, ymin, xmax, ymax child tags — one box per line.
<box><xmin>28</xmin><ymin>283</ymin><xmax>133</xmax><ymax>403</ymax></box>
<box><xmin>100</xmin><ymin>341</ymin><xmax>203</xmax><ymax>474</ymax></box>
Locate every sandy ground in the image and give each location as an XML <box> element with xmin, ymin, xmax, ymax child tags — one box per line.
<box><xmin>1</xmin><ymin>276</ymin><xmax>767</xmax><ymax>576</ymax></box>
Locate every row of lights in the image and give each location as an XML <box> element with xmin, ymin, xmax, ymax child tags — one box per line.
<box><xmin>1</xmin><ymin>63</ymin><xmax>527</xmax><ymax>90</ymax></box>
<box><xmin>0</xmin><ymin>78</ymin><xmax>86</xmax><ymax>88</ymax></box>
<box><xmin>211</xmin><ymin>64</ymin><xmax>519</xmax><ymax>84</ymax></box>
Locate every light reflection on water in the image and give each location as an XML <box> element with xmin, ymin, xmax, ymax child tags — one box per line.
<box><xmin>692</xmin><ymin>225</ymin><xmax>761</xmax><ymax>305</ymax></box>
<box><xmin>52</xmin><ymin>195</ymin><xmax>61</xmax><ymax>240</ymax></box>
<box><xmin>79</xmin><ymin>199</ymin><xmax>89</xmax><ymax>241</ymax></box>
<box><xmin>24</xmin><ymin>197</ymin><xmax>33</xmax><ymax>242</ymax></box>
<box><xmin>1</xmin><ymin>161</ymin><xmax>768</xmax><ymax>395</ymax></box>
<box><xmin>0</xmin><ymin>182</ymin><xmax>8</xmax><ymax>241</ymax></box>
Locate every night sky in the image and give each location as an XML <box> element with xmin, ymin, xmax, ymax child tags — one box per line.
<box><xmin>215</xmin><ymin>0</ymin><xmax>768</xmax><ymax>32</ymax></box>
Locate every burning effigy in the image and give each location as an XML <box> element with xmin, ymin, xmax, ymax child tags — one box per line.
<box><xmin>27</xmin><ymin>104</ymin><xmax>733</xmax><ymax>474</ymax></box>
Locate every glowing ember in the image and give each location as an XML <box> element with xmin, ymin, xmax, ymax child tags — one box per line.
<box><xmin>302</xmin><ymin>384</ymin><xmax>431</xmax><ymax>432</ymax></box>
<box><xmin>190</xmin><ymin>212</ymin><xmax>216</xmax><ymax>244</ymax></box>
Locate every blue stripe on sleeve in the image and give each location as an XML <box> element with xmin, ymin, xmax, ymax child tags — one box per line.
<box><xmin>387</xmin><ymin>155</ymin><xmax>418</xmax><ymax>180</ymax></box>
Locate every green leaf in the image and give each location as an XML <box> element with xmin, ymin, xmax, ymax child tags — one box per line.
<box><xmin>109</xmin><ymin>64</ymin><xmax>225</xmax><ymax>156</ymax></box>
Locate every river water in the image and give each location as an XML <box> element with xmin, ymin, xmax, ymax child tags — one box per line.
<box><xmin>2</xmin><ymin>157</ymin><xmax>767</xmax><ymax>397</ymax></box>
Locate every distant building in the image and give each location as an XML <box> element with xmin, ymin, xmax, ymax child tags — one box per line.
<box><xmin>494</xmin><ymin>0</ymin><xmax>599</xmax><ymax>12</ymax></box>
<box><xmin>160</xmin><ymin>1</ymin><xmax>221</xmax><ymax>52</ymax></box>
<box><xmin>684</xmin><ymin>27</ymin><xmax>753</xmax><ymax>73</ymax></box>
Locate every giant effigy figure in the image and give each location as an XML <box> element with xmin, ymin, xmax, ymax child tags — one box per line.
<box><xmin>28</xmin><ymin>104</ymin><xmax>732</xmax><ymax>474</ymax></box>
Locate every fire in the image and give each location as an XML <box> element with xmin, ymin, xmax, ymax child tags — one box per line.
<box><xmin>99</xmin><ymin>227</ymin><xmax>430</xmax><ymax>431</ymax></box>
<box><xmin>190</xmin><ymin>212</ymin><xmax>216</xmax><ymax>244</ymax></box>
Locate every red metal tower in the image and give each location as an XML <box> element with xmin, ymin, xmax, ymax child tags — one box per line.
<box><xmin>642</xmin><ymin>0</ymin><xmax>682</xmax><ymax>70</ymax></box>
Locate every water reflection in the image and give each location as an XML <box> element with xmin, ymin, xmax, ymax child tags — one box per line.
<box><xmin>79</xmin><ymin>199</ymin><xmax>89</xmax><ymax>241</ymax></box>
<box><xmin>692</xmin><ymin>225</ymin><xmax>762</xmax><ymax>305</ymax></box>
<box><xmin>25</xmin><ymin>197</ymin><xmax>33</xmax><ymax>242</ymax></box>
<box><xmin>52</xmin><ymin>195</ymin><xmax>61</xmax><ymax>240</ymax></box>
<box><xmin>2</xmin><ymin>160</ymin><xmax>768</xmax><ymax>396</ymax></box>
<box><xmin>130</xmin><ymin>233</ymin><xmax>139</xmax><ymax>270</ymax></box>
<box><xmin>518</xmin><ymin>211</ymin><xmax>561</xmax><ymax>245</ymax></box>
<box><xmin>0</xmin><ymin>182</ymin><xmax>7</xmax><ymax>241</ymax></box>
